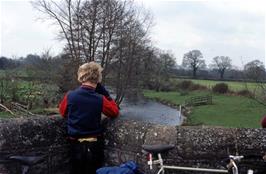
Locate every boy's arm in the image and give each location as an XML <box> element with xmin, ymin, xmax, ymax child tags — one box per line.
<box><xmin>59</xmin><ymin>94</ymin><xmax>68</xmax><ymax>118</ymax></box>
<box><xmin>102</xmin><ymin>96</ymin><xmax>119</xmax><ymax>118</ymax></box>
<box><xmin>96</xmin><ymin>83</ymin><xmax>119</xmax><ymax>117</ymax></box>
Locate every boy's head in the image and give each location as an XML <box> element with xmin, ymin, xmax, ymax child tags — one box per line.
<box><xmin>77</xmin><ymin>62</ymin><xmax>103</xmax><ymax>84</ymax></box>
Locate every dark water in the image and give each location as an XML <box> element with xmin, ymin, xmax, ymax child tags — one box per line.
<box><xmin>119</xmin><ymin>99</ymin><xmax>183</xmax><ymax>126</ymax></box>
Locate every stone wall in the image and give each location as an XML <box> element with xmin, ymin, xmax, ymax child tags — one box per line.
<box><xmin>0</xmin><ymin>116</ymin><xmax>69</xmax><ymax>174</ymax></box>
<box><xmin>1</xmin><ymin>116</ymin><xmax>266</xmax><ymax>174</ymax></box>
<box><xmin>104</xmin><ymin>119</ymin><xmax>266</xmax><ymax>174</ymax></box>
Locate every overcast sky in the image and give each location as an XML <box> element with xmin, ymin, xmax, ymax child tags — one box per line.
<box><xmin>1</xmin><ymin>0</ymin><xmax>265</xmax><ymax>68</ymax></box>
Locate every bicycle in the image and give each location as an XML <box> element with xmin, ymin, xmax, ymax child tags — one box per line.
<box><xmin>142</xmin><ymin>144</ymin><xmax>258</xmax><ymax>174</ymax></box>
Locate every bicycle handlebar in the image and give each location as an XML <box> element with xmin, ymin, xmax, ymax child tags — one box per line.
<box><xmin>144</xmin><ymin>148</ymin><xmax>264</xmax><ymax>174</ymax></box>
<box><xmin>229</xmin><ymin>155</ymin><xmax>244</xmax><ymax>161</ymax></box>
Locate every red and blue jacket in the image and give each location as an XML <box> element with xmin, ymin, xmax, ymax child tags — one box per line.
<box><xmin>59</xmin><ymin>84</ymin><xmax>119</xmax><ymax>138</ymax></box>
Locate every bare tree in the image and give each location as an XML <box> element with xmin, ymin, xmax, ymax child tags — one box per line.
<box><xmin>110</xmin><ymin>6</ymin><xmax>153</xmax><ymax>104</ymax></box>
<box><xmin>152</xmin><ymin>51</ymin><xmax>176</xmax><ymax>91</ymax></box>
<box><xmin>242</xmin><ymin>59</ymin><xmax>266</xmax><ymax>106</ymax></box>
<box><xmin>33</xmin><ymin>0</ymin><xmax>154</xmax><ymax>104</ymax></box>
<box><xmin>182</xmin><ymin>50</ymin><xmax>205</xmax><ymax>78</ymax></box>
<box><xmin>32</xmin><ymin>0</ymin><xmax>83</xmax><ymax>88</ymax></box>
<box><xmin>244</xmin><ymin>60</ymin><xmax>265</xmax><ymax>81</ymax></box>
<box><xmin>210</xmin><ymin>56</ymin><xmax>232</xmax><ymax>79</ymax></box>
<box><xmin>32</xmin><ymin>0</ymin><xmax>82</xmax><ymax>61</ymax></box>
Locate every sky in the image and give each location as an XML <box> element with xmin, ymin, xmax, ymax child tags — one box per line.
<box><xmin>0</xmin><ymin>0</ymin><xmax>265</xmax><ymax>68</ymax></box>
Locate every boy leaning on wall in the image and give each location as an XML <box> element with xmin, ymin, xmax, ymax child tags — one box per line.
<box><xmin>59</xmin><ymin>61</ymin><xmax>119</xmax><ymax>174</ymax></box>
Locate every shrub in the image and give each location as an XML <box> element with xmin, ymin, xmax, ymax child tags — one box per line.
<box><xmin>212</xmin><ymin>83</ymin><xmax>229</xmax><ymax>94</ymax></box>
<box><xmin>178</xmin><ymin>80</ymin><xmax>207</xmax><ymax>91</ymax></box>
<box><xmin>160</xmin><ymin>80</ymin><xmax>179</xmax><ymax>92</ymax></box>
<box><xmin>237</xmin><ymin>89</ymin><xmax>254</xmax><ymax>97</ymax></box>
<box><xmin>178</xmin><ymin>80</ymin><xmax>193</xmax><ymax>90</ymax></box>
<box><xmin>190</xmin><ymin>83</ymin><xmax>207</xmax><ymax>91</ymax></box>
<box><xmin>146</xmin><ymin>79</ymin><xmax>179</xmax><ymax>92</ymax></box>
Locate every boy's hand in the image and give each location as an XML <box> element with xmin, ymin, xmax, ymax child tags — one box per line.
<box><xmin>96</xmin><ymin>83</ymin><xmax>112</xmax><ymax>100</ymax></box>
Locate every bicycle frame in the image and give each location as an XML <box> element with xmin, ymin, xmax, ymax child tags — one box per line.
<box><xmin>147</xmin><ymin>152</ymin><xmax>242</xmax><ymax>174</ymax></box>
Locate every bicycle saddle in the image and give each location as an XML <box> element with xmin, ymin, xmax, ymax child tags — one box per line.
<box><xmin>142</xmin><ymin>144</ymin><xmax>175</xmax><ymax>154</ymax></box>
<box><xmin>8</xmin><ymin>156</ymin><xmax>45</xmax><ymax>166</ymax></box>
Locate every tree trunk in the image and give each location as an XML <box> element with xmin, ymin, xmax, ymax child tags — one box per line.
<box><xmin>193</xmin><ymin>68</ymin><xmax>197</xmax><ymax>78</ymax></box>
<box><xmin>220</xmin><ymin>71</ymin><xmax>224</xmax><ymax>79</ymax></box>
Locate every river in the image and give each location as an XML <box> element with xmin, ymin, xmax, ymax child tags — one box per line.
<box><xmin>119</xmin><ymin>99</ymin><xmax>183</xmax><ymax>126</ymax></box>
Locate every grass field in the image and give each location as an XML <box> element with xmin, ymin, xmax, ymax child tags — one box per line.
<box><xmin>174</xmin><ymin>78</ymin><xmax>262</xmax><ymax>92</ymax></box>
<box><xmin>144</xmin><ymin>90</ymin><xmax>266</xmax><ymax>128</ymax></box>
<box><xmin>0</xmin><ymin>77</ymin><xmax>59</xmax><ymax>119</ymax></box>
<box><xmin>0</xmin><ymin>112</ymin><xmax>13</xmax><ymax>118</ymax></box>
<box><xmin>0</xmin><ymin>70</ymin><xmax>5</xmax><ymax>78</ymax></box>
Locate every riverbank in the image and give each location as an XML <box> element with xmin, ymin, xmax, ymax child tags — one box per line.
<box><xmin>144</xmin><ymin>90</ymin><xmax>266</xmax><ymax>128</ymax></box>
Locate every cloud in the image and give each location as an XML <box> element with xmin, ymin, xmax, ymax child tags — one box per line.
<box><xmin>1</xmin><ymin>0</ymin><xmax>63</xmax><ymax>57</ymax></box>
<box><xmin>204</xmin><ymin>0</ymin><xmax>266</xmax><ymax>16</ymax></box>
<box><xmin>139</xmin><ymin>0</ymin><xmax>265</xmax><ymax>66</ymax></box>
<box><xmin>1</xmin><ymin>0</ymin><xmax>265</xmax><ymax>67</ymax></box>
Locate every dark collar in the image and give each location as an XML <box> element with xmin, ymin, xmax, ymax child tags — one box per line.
<box><xmin>81</xmin><ymin>85</ymin><xmax>95</xmax><ymax>90</ymax></box>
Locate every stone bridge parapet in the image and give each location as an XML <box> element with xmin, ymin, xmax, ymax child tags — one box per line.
<box><xmin>0</xmin><ymin>116</ymin><xmax>266</xmax><ymax>174</ymax></box>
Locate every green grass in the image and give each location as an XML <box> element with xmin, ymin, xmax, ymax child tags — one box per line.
<box><xmin>0</xmin><ymin>112</ymin><xmax>14</xmax><ymax>118</ymax></box>
<box><xmin>144</xmin><ymin>90</ymin><xmax>211</xmax><ymax>105</ymax></box>
<box><xmin>0</xmin><ymin>70</ymin><xmax>5</xmax><ymax>78</ymax></box>
<box><xmin>144</xmin><ymin>90</ymin><xmax>266</xmax><ymax>128</ymax></box>
<box><xmin>174</xmin><ymin>78</ymin><xmax>262</xmax><ymax>92</ymax></box>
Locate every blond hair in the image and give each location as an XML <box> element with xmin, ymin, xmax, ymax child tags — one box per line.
<box><xmin>77</xmin><ymin>62</ymin><xmax>103</xmax><ymax>84</ymax></box>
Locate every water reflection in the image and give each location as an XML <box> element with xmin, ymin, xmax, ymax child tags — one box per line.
<box><xmin>119</xmin><ymin>99</ymin><xmax>183</xmax><ymax>126</ymax></box>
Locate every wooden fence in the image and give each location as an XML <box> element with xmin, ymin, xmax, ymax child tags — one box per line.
<box><xmin>185</xmin><ymin>95</ymin><xmax>212</xmax><ymax>106</ymax></box>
